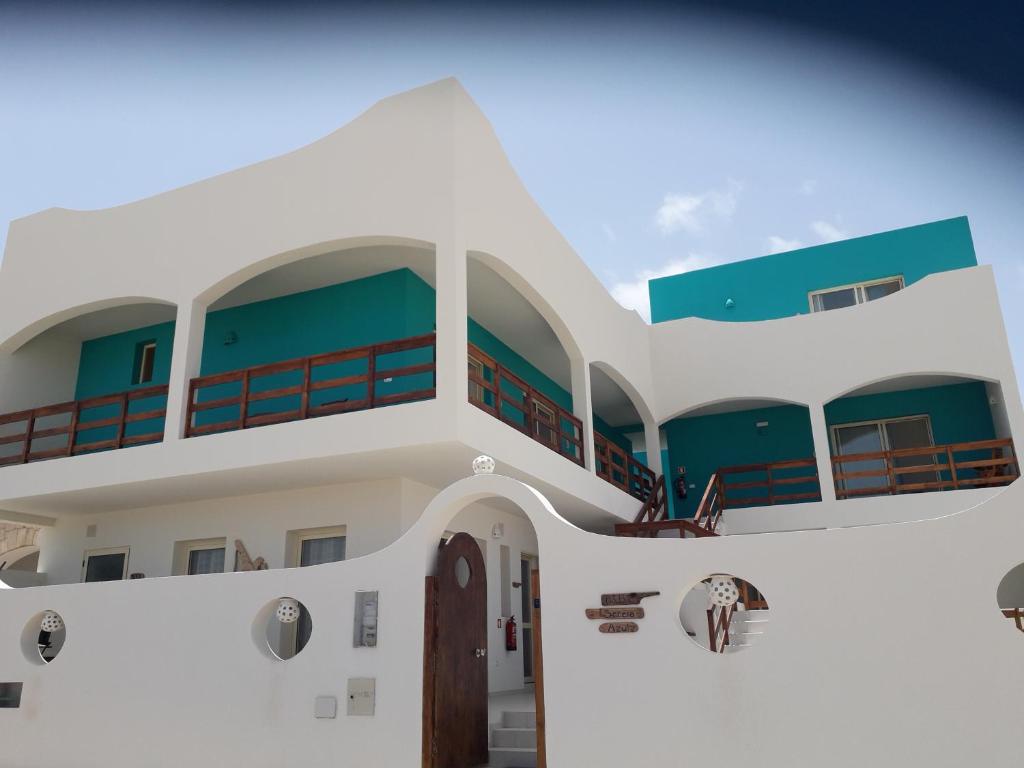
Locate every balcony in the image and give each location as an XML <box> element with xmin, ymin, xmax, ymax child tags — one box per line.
<box><xmin>467</xmin><ymin>342</ymin><xmax>584</xmax><ymax>467</ymax></box>
<box><xmin>831</xmin><ymin>438</ymin><xmax>1018</xmax><ymax>499</ymax></box>
<box><xmin>185</xmin><ymin>334</ymin><xmax>436</xmax><ymax>436</ymax></box>
<box><xmin>0</xmin><ymin>386</ymin><xmax>168</xmax><ymax>466</ymax></box>
<box><xmin>594</xmin><ymin>432</ymin><xmax>656</xmax><ymax>501</ymax></box>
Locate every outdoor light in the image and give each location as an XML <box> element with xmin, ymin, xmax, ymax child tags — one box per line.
<box><xmin>708</xmin><ymin>575</ymin><xmax>740</xmax><ymax>607</ymax></box>
<box><xmin>40</xmin><ymin>611</ymin><xmax>64</xmax><ymax>633</ymax></box>
<box><xmin>472</xmin><ymin>455</ymin><xmax>495</xmax><ymax>475</ymax></box>
<box><xmin>276</xmin><ymin>598</ymin><xmax>300</xmax><ymax>624</ymax></box>
<box><xmin>491</xmin><ymin>523</ymin><xmax>505</xmax><ymax>539</ymax></box>
<box><xmin>724</xmin><ymin>298</ymin><xmax>735</xmax><ymax>309</ymax></box>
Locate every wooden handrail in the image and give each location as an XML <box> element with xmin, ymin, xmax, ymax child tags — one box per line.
<box><xmin>595</xmin><ymin>431</ymin><xmax>656</xmax><ymax>501</ymax></box>
<box><xmin>715</xmin><ymin>458</ymin><xmax>821</xmax><ymax>509</ymax></box>
<box><xmin>186</xmin><ymin>333</ymin><xmax>436</xmax><ymax>437</ymax></box>
<box><xmin>831</xmin><ymin>438</ymin><xmax>1018</xmax><ymax>499</ymax></box>
<box><xmin>467</xmin><ymin>342</ymin><xmax>584</xmax><ymax>466</ymax></box>
<box><xmin>0</xmin><ymin>385</ymin><xmax>168</xmax><ymax>467</ymax></box>
<box><xmin>707</xmin><ymin>604</ymin><xmax>734</xmax><ymax>654</ymax></box>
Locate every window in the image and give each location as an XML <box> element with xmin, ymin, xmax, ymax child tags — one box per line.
<box><xmin>0</xmin><ymin>682</ymin><xmax>23</xmax><ymax>709</ymax></box>
<box><xmin>132</xmin><ymin>340</ymin><xmax>157</xmax><ymax>384</ymax></box>
<box><xmin>468</xmin><ymin>355</ymin><xmax>486</xmax><ymax>405</ymax></box>
<box><xmin>172</xmin><ymin>538</ymin><xmax>227</xmax><ymax>575</ymax></box>
<box><xmin>532</xmin><ymin>399</ymin><xmax>558</xmax><ymax>448</ymax></box>
<box><xmin>81</xmin><ymin>547</ymin><xmax>129</xmax><ymax>582</ymax></box>
<box><xmin>283</xmin><ymin>526</ymin><xmax>347</xmax><ymax>655</ymax></box>
<box><xmin>809</xmin><ymin>276</ymin><xmax>904</xmax><ymax>313</ymax></box>
<box><xmin>832</xmin><ymin>415</ymin><xmax>935</xmax><ymax>494</ymax></box>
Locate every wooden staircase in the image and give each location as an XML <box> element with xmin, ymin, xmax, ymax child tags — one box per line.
<box><xmin>613</xmin><ymin>474</ymin><xmax>722</xmax><ymax>538</ymax></box>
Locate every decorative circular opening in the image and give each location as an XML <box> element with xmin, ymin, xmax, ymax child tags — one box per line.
<box><xmin>21</xmin><ymin>610</ymin><xmax>67</xmax><ymax>665</ymax></box>
<box><xmin>254</xmin><ymin>597</ymin><xmax>313</xmax><ymax>661</ymax></box>
<box><xmin>454</xmin><ymin>556</ymin><xmax>471</xmax><ymax>589</ymax></box>
<box><xmin>997</xmin><ymin>563</ymin><xmax>1024</xmax><ymax>637</ymax></box>
<box><xmin>679</xmin><ymin>574</ymin><xmax>769</xmax><ymax>654</ymax></box>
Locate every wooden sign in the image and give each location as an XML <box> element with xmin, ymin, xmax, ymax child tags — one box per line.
<box><xmin>601</xmin><ymin>591</ymin><xmax>659</xmax><ymax>606</ymax></box>
<box><xmin>598</xmin><ymin>621</ymin><xmax>639</xmax><ymax>634</ymax></box>
<box><xmin>585</xmin><ymin>607</ymin><xmax>645</xmax><ymax>620</ymax></box>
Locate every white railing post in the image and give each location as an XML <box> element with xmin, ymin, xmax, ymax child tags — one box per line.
<box><xmin>163</xmin><ymin>300</ymin><xmax>208</xmax><ymax>442</ymax></box>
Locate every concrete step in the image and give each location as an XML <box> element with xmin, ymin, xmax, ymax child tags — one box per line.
<box><xmin>501</xmin><ymin>711</ymin><xmax>535</xmax><ymax>729</ymax></box>
<box><xmin>491</xmin><ymin>726</ymin><xmax>537</xmax><ymax>749</ymax></box>
<box><xmin>487</xmin><ymin>746</ymin><xmax>538</xmax><ymax>768</ymax></box>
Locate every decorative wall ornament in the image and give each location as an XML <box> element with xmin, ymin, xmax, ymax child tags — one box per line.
<box><xmin>472</xmin><ymin>455</ymin><xmax>496</xmax><ymax>475</ymax></box>
<box><xmin>589</xmin><ymin>593</ymin><xmax>658</xmax><ymax>634</ymax></box>
<box><xmin>40</xmin><ymin>611</ymin><xmax>64</xmax><ymax>633</ymax></box>
<box><xmin>235</xmin><ymin>540</ymin><xmax>268</xmax><ymax>571</ymax></box>
<box><xmin>276</xmin><ymin>598</ymin><xmax>301</xmax><ymax>624</ymax></box>
<box><xmin>708</xmin><ymin>575</ymin><xmax>740</xmax><ymax>607</ymax></box>
<box><xmin>598</xmin><ymin>621</ymin><xmax>639</xmax><ymax>634</ymax></box>
<box><xmin>601</xmin><ymin>591</ymin><xmax>659</xmax><ymax>606</ymax></box>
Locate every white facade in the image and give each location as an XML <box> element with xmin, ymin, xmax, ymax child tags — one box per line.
<box><xmin>0</xmin><ymin>79</ymin><xmax>1022</xmax><ymax>767</ymax></box>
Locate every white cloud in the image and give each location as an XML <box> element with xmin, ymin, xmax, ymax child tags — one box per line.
<box><xmin>799</xmin><ymin>179</ymin><xmax>818</xmax><ymax>196</ymax></box>
<box><xmin>766</xmin><ymin>235</ymin><xmax>803</xmax><ymax>254</ymax></box>
<box><xmin>811</xmin><ymin>220</ymin><xmax>848</xmax><ymax>243</ymax></box>
<box><xmin>655</xmin><ymin>179</ymin><xmax>742</xmax><ymax>236</ymax></box>
<box><xmin>610</xmin><ymin>254</ymin><xmax>720</xmax><ymax>322</ymax></box>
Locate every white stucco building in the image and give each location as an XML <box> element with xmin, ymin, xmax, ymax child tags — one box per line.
<box><xmin>0</xmin><ymin>79</ymin><xmax>1021</xmax><ymax>768</ymax></box>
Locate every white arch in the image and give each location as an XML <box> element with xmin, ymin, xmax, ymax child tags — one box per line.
<box><xmin>823</xmin><ymin>370</ymin><xmax>999</xmax><ymax>404</ymax></box>
<box><xmin>196</xmin><ymin>235</ymin><xmax>436</xmax><ymax>307</ymax></box>
<box><xmin>0</xmin><ymin>296</ymin><xmax>177</xmax><ymax>354</ymax></box>
<box><xmin>590</xmin><ymin>359</ymin><xmax>656</xmax><ymax>426</ymax></box>
<box><xmin>658</xmin><ymin>395</ymin><xmax>810</xmax><ymax>427</ymax></box>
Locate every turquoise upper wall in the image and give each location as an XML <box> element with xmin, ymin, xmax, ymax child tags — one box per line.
<box><xmin>75</xmin><ymin>321</ymin><xmax>177</xmax><ymax>400</ymax></box>
<box><xmin>649</xmin><ymin>217</ymin><xmax>977</xmax><ymax>324</ymax></box>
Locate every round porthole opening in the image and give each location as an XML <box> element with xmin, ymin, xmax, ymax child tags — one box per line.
<box><xmin>254</xmin><ymin>597</ymin><xmax>312</xmax><ymax>661</ymax></box>
<box><xmin>454</xmin><ymin>556</ymin><xmax>471</xmax><ymax>589</ymax></box>
<box><xmin>679</xmin><ymin>575</ymin><xmax>769</xmax><ymax>654</ymax></box>
<box><xmin>21</xmin><ymin>610</ymin><xmax>67</xmax><ymax>665</ymax></box>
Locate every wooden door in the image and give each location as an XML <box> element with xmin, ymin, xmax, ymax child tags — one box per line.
<box><xmin>424</xmin><ymin>533</ymin><xmax>488</xmax><ymax>768</ymax></box>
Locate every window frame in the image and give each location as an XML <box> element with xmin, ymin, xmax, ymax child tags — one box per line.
<box><xmin>285</xmin><ymin>525</ymin><xmax>348</xmax><ymax>569</ymax></box>
<box><xmin>808</xmin><ymin>275</ymin><xmax>905</xmax><ymax>314</ymax></box>
<box><xmin>81</xmin><ymin>546</ymin><xmax>130</xmax><ymax>582</ymax></box>
<box><xmin>132</xmin><ymin>340</ymin><xmax>158</xmax><ymax>385</ymax></box>
<box><xmin>172</xmin><ymin>537</ymin><xmax>228</xmax><ymax>576</ymax></box>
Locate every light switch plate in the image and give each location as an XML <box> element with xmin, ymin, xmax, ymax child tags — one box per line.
<box><xmin>314</xmin><ymin>695</ymin><xmax>337</xmax><ymax>719</ymax></box>
<box><xmin>347</xmin><ymin>678</ymin><xmax>375</xmax><ymax>716</ymax></box>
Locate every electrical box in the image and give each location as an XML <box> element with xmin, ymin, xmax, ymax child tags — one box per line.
<box><xmin>347</xmin><ymin>678</ymin><xmax>375</xmax><ymax>716</ymax></box>
<box><xmin>314</xmin><ymin>695</ymin><xmax>337</xmax><ymax>719</ymax></box>
<box><xmin>353</xmin><ymin>591</ymin><xmax>379</xmax><ymax>647</ymax></box>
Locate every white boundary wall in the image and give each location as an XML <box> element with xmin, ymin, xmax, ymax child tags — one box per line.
<box><xmin>0</xmin><ymin>474</ymin><xmax>1022</xmax><ymax>766</ymax></box>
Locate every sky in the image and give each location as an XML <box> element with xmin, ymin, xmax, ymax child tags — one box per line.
<box><xmin>1</xmin><ymin>2</ymin><xmax>1022</xmax><ymax>379</ymax></box>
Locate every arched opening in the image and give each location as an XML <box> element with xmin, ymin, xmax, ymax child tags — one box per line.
<box><xmin>589</xmin><ymin>362</ymin><xmax>657</xmax><ymax>501</ymax></box>
<box><xmin>660</xmin><ymin>398</ymin><xmax>821</xmax><ymax>521</ymax></box>
<box><xmin>825</xmin><ymin>374</ymin><xmax>1018</xmax><ymax>500</ymax></box>
<box><xmin>187</xmin><ymin>243</ymin><xmax>436</xmax><ymax>436</ymax></box>
<box><xmin>424</xmin><ymin>493</ymin><xmax>544</xmax><ymax>768</ymax></box>
<box><xmin>0</xmin><ymin>300</ymin><xmax>177</xmax><ymax>466</ymax></box>
<box><xmin>466</xmin><ymin>253</ymin><xmax>583</xmax><ymax>467</ymax></box>
<box><xmin>997</xmin><ymin>563</ymin><xmax>1024</xmax><ymax>636</ymax></box>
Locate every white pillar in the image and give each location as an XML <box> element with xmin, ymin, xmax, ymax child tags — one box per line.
<box><xmin>163</xmin><ymin>300</ymin><xmax>208</xmax><ymax>442</ymax></box>
<box><xmin>570</xmin><ymin>358</ymin><xmax>596</xmax><ymax>473</ymax></box>
<box><xmin>809</xmin><ymin>406</ymin><xmax>837</xmax><ymax>502</ymax></box>
<box><xmin>643</xmin><ymin>420</ymin><xmax>663</xmax><ymax>477</ymax></box>
<box><xmin>434</xmin><ymin>237</ymin><xmax>468</xmax><ymax>419</ymax></box>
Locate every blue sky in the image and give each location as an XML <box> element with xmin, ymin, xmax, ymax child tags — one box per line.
<box><xmin>1</xmin><ymin>4</ymin><xmax>1022</xmax><ymax>378</ymax></box>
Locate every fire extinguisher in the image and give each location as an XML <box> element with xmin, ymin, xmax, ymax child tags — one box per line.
<box><xmin>674</xmin><ymin>466</ymin><xmax>688</xmax><ymax>500</ymax></box>
<box><xmin>505</xmin><ymin>615</ymin><xmax>518</xmax><ymax>651</ymax></box>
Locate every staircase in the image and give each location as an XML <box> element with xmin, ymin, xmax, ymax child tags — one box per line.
<box><xmin>721</xmin><ymin>608</ymin><xmax>769</xmax><ymax>651</ymax></box>
<box><xmin>487</xmin><ymin>709</ymin><xmax>537</xmax><ymax>768</ymax></box>
<box><xmin>614</xmin><ymin>474</ymin><xmax>721</xmax><ymax>538</ymax></box>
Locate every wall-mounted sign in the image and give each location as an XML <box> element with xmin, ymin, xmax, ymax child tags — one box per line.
<box><xmin>601</xmin><ymin>591</ymin><xmax>660</xmax><ymax>606</ymax></box>
<box><xmin>598</xmin><ymin>622</ymin><xmax>639</xmax><ymax>634</ymax></box>
<box><xmin>585</xmin><ymin>607</ymin><xmax>644</xmax><ymax>620</ymax></box>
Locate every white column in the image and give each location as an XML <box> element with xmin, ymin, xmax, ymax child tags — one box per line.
<box><xmin>163</xmin><ymin>300</ymin><xmax>208</xmax><ymax>442</ymax></box>
<box><xmin>570</xmin><ymin>358</ymin><xmax>596</xmax><ymax>473</ymax></box>
<box><xmin>434</xmin><ymin>237</ymin><xmax>468</xmax><ymax>420</ymax></box>
<box><xmin>643</xmin><ymin>420</ymin><xmax>663</xmax><ymax>477</ymax></box>
<box><xmin>809</xmin><ymin>406</ymin><xmax>837</xmax><ymax>502</ymax></box>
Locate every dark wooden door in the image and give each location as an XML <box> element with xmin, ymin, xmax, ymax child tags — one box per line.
<box><xmin>426</xmin><ymin>533</ymin><xmax>488</xmax><ymax>768</ymax></box>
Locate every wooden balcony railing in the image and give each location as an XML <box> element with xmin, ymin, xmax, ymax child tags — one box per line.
<box><xmin>594</xmin><ymin>431</ymin><xmax>656</xmax><ymax>501</ymax></box>
<box><xmin>0</xmin><ymin>385</ymin><xmax>168</xmax><ymax>466</ymax></box>
<box><xmin>715</xmin><ymin>458</ymin><xmax>822</xmax><ymax>508</ymax></box>
<box><xmin>185</xmin><ymin>333</ymin><xmax>436</xmax><ymax>437</ymax></box>
<box><xmin>467</xmin><ymin>342</ymin><xmax>584</xmax><ymax>466</ymax></box>
<box><xmin>831</xmin><ymin>438</ymin><xmax>1018</xmax><ymax>499</ymax></box>
<box><xmin>1003</xmin><ymin>608</ymin><xmax>1024</xmax><ymax>633</ymax></box>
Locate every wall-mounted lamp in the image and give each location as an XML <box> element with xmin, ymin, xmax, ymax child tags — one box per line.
<box><xmin>756</xmin><ymin>421</ymin><xmax>769</xmax><ymax>429</ymax></box>
<box><xmin>223</xmin><ymin>331</ymin><xmax>238</xmax><ymax>345</ymax></box>
<box><xmin>724</xmin><ymin>298</ymin><xmax>736</xmax><ymax>309</ymax></box>
<box><xmin>491</xmin><ymin>523</ymin><xmax>505</xmax><ymax>539</ymax></box>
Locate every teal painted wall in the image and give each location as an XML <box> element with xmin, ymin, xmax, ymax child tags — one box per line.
<box><xmin>824</xmin><ymin>382</ymin><xmax>995</xmax><ymax>446</ymax></box>
<box><xmin>74</xmin><ymin>320</ymin><xmax>177</xmax><ymax>444</ymax></box>
<box><xmin>664</xmin><ymin>404</ymin><xmax>815</xmax><ymax>518</ymax></box>
<box><xmin>650</xmin><ymin>217</ymin><xmax>977</xmax><ymax>324</ymax></box>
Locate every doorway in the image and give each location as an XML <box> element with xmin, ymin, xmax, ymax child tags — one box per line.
<box><xmin>423</xmin><ymin>532</ymin><xmax>489</xmax><ymax>768</ymax></box>
<box><xmin>81</xmin><ymin>547</ymin><xmax>129</xmax><ymax>582</ymax></box>
<box><xmin>520</xmin><ymin>554</ymin><xmax>538</xmax><ymax>682</ymax></box>
<box><xmin>832</xmin><ymin>415</ymin><xmax>935</xmax><ymax>493</ymax></box>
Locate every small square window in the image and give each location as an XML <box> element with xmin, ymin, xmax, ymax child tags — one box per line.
<box><xmin>132</xmin><ymin>341</ymin><xmax>157</xmax><ymax>385</ymax></box>
<box><xmin>0</xmin><ymin>682</ymin><xmax>24</xmax><ymax>708</ymax></box>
